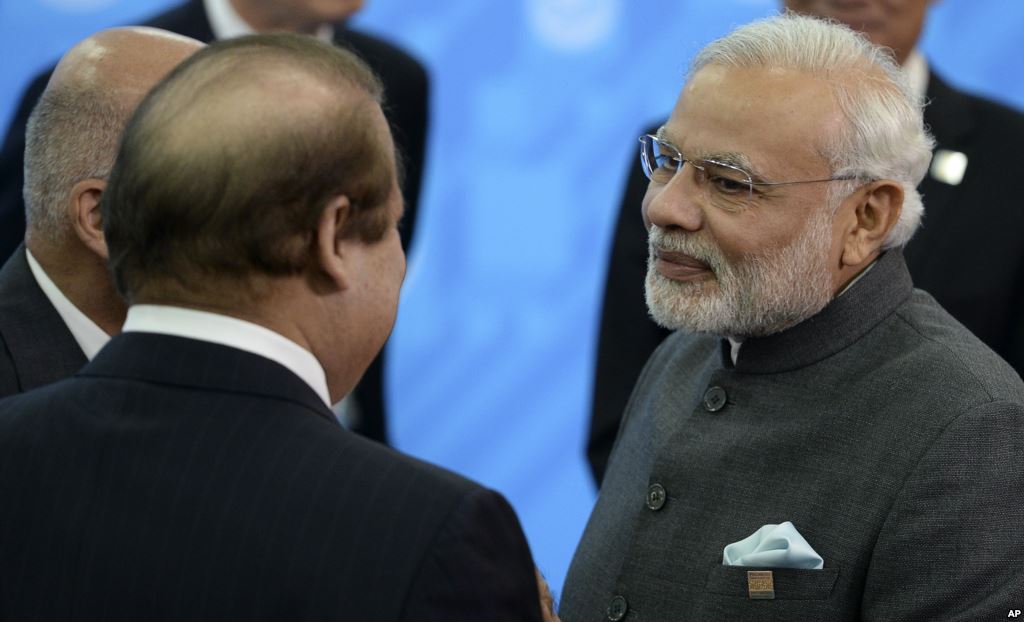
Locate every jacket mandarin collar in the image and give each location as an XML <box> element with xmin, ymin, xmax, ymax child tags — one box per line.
<box><xmin>79</xmin><ymin>331</ymin><xmax>337</xmax><ymax>423</ymax></box>
<box><xmin>731</xmin><ymin>250</ymin><xmax>914</xmax><ymax>374</ymax></box>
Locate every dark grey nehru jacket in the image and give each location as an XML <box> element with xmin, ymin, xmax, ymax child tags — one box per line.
<box><xmin>561</xmin><ymin>250</ymin><xmax>1024</xmax><ymax>621</ymax></box>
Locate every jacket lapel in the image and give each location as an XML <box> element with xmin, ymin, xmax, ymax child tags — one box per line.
<box><xmin>0</xmin><ymin>245</ymin><xmax>88</xmax><ymax>391</ymax></box>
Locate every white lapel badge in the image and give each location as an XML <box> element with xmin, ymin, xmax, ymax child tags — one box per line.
<box><xmin>930</xmin><ymin>149</ymin><xmax>968</xmax><ymax>186</ymax></box>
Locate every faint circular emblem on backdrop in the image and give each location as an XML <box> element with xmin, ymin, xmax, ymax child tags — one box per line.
<box><xmin>38</xmin><ymin>0</ymin><xmax>119</xmax><ymax>12</ymax></box>
<box><xmin>526</xmin><ymin>0</ymin><xmax>621</xmax><ymax>53</ymax></box>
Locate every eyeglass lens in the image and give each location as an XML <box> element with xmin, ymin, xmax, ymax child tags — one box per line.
<box><xmin>639</xmin><ymin>135</ymin><xmax>754</xmax><ymax>211</ymax></box>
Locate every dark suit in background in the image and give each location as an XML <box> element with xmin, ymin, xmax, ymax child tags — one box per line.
<box><xmin>0</xmin><ymin>332</ymin><xmax>542</xmax><ymax>621</ymax></box>
<box><xmin>587</xmin><ymin>70</ymin><xmax>1024</xmax><ymax>485</ymax></box>
<box><xmin>0</xmin><ymin>245</ymin><xmax>86</xmax><ymax>397</ymax></box>
<box><xmin>0</xmin><ymin>0</ymin><xmax>430</xmax><ymax>445</ymax></box>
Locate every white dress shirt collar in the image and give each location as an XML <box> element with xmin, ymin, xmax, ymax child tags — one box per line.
<box><xmin>204</xmin><ymin>0</ymin><xmax>335</xmax><ymax>43</ymax></box>
<box><xmin>122</xmin><ymin>304</ymin><xmax>331</xmax><ymax>407</ymax></box>
<box><xmin>903</xmin><ymin>48</ymin><xmax>929</xmax><ymax>100</ymax></box>
<box><xmin>25</xmin><ymin>248</ymin><xmax>110</xmax><ymax>361</ymax></box>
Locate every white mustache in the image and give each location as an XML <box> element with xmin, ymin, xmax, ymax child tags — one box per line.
<box><xmin>648</xmin><ymin>225</ymin><xmax>727</xmax><ymax>274</ymax></box>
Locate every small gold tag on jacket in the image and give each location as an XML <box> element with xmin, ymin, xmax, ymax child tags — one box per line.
<box><xmin>747</xmin><ymin>570</ymin><xmax>775</xmax><ymax>599</ymax></box>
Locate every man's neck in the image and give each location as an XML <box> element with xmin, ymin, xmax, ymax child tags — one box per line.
<box><xmin>226</xmin><ymin>0</ymin><xmax>324</xmax><ymax>35</ymax></box>
<box><xmin>133</xmin><ymin>280</ymin><xmax>360</xmax><ymax>404</ymax></box>
<box><xmin>27</xmin><ymin>240</ymin><xmax>125</xmax><ymax>337</ymax></box>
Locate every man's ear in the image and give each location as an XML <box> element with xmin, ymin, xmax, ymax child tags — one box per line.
<box><xmin>69</xmin><ymin>178</ymin><xmax>108</xmax><ymax>259</ymax></box>
<box><xmin>314</xmin><ymin>195</ymin><xmax>353</xmax><ymax>291</ymax></box>
<box><xmin>840</xmin><ymin>180</ymin><xmax>903</xmax><ymax>267</ymax></box>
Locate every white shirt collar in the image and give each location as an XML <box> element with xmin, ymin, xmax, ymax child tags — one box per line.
<box><xmin>903</xmin><ymin>48</ymin><xmax>929</xmax><ymax>100</ymax></box>
<box><xmin>122</xmin><ymin>304</ymin><xmax>331</xmax><ymax>407</ymax></box>
<box><xmin>204</xmin><ymin>0</ymin><xmax>335</xmax><ymax>42</ymax></box>
<box><xmin>25</xmin><ymin>248</ymin><xmax>110</xmax><ymax>360</ymax></box>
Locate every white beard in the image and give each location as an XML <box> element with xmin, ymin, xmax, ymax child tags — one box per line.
<box><xmin>644</xmin><ymin>210</ymin><xmax>835</xmax><ymax>338</ymax></box>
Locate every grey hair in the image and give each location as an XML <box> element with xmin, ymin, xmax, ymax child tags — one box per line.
<box><xmin>691</xmin><ymin>13</ymin><xmax>935</xmax><ymax>248</ymax></box>
<box><xmin>23</xmin><ymin>82</ymin><xmax>129</xmax><ymax>244</ymax></box>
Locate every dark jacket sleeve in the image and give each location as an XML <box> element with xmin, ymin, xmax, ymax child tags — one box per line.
<box><xmin>400</xmin><ymin>487</ymin><xmax>543</xmax><ymax>622</ymax></box>
<box><xmin>587</xmin><ymin>125</ymin><xmax>671</xmax><ymax>486</ymax></box>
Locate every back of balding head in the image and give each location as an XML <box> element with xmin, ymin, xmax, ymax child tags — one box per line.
<box><xmin>49</xmin><ymin>27</ymin><xmax>205</xmax><ymax>104</ymax></box>
<box><xmin>24</xmin><ymin>27</ymin><xmax>203</xmax><ymax>246</ymax></box>
<box><xmin>102</xmin><ymin>34</ymin><xmax>395</xmax><ymax>305</ymax></box>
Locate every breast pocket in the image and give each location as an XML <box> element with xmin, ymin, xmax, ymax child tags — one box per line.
<box><xmin>704</xmin><ymin>563</ymin><xmax>840</xmax><ymax>600</ymax></box>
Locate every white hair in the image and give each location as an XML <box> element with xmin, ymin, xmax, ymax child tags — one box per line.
<box><xmin>23</xmin><ymin>82</ymin><xmax>128</xmax><ymax>244</ymax></box>
<box><xmin>690</xmin><ymin>13</ymin><xmax>935</xmax><ymax>248</ymax></box>
<box><xmin>646</xmin><ymin>206</ymin><xmax>834</xmax><ymax>337</ymax></box>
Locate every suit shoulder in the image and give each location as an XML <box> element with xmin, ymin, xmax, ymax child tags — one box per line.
<box><xmin>929</xmin><ymin>75</ymin><xmax>1024</xmax><ymax>147</ymax></box>
<box><xmin>339</xmin><ymin>29</ymin><xmax>424</xmax><ymax>68</ymax></box>
<box><xmin>892</xmin><ymin>290</ymin><xmax>1024</xmax><ymax>402</ymax></box>
<box><xmin>337</xmin><ymin>29</ymin><xmax>427</xmax><ymax>86</ymax></box>
<box><xmin>958</xmin><ymin>87</ymin><xmax>1024</xmax><ymax>131</ymax></box>
<box><xmin>340</xmin><ymin>428</ymin><xmax>483</xmax><ymax>499</ymax></box>
<box><xmin>140</xmin><ymin>1</ymin><xmax>214</xmax><ymax>41</ymax></box>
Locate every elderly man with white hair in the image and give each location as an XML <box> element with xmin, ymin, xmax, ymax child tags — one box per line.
<box><xmin>561</xmin><ymin>14</ymin><xmax>1024</xmax><ymax>621</ymax></box>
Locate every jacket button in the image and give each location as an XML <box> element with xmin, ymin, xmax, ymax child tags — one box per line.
<box><xmin>646</xmin><ymin>483</ymin><xmax>666</xmax><ymax>511</ymax></box>
<box><xmin>703</xmin><ymin>386</ymin><xmax>728</xmax><ymax>412</ymax></box>
<box><xmin>607</xmin><ymin>595</ymin><xmax>628</xmax><ymax>621</ymax></box>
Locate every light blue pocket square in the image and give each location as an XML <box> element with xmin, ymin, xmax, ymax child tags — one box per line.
<box><xmin>722</xmin><ymin>521</ymin><xmax>824</xmax><ymax>570</ymax></box>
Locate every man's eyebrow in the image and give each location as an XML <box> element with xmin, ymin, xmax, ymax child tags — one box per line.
<box><xmin>699</xmin><ymin>150</ymin><xmax>769</xmax><ymax>183</ymax></box>
<box><xmin>653</xmin><ymin>129</ymin><xmax>770</xmax><ymax>182</ymax></box>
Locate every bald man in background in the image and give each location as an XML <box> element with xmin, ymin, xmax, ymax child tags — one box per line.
<box><xmin>0</xmin><ymin>0</ymin><xmax>428</xmax><ymax>443</ymax></box>
<box><xmin>0</xmin><ymin>27</ymin><xmax>203</xmax><ymax>397</ymax></box>
<box><xmin>587</xmin><ymin>0</ymin><xmax>1024</xmax><ymax>485</ymax></box>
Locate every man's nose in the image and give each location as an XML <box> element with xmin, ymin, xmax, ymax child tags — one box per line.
<box><xmin>641</xmin><ymin>171</ymin><xmax>704</xmax><ymax>233</ymax></box>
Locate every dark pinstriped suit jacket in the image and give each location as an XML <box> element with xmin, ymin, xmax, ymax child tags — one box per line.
<box><xmin>0</xmin><ymin>332</ymin><xmax>542</xmax><ymax>622</ymax></box>
<box><xmin>0</xmin><ymin>244</ymin><xmax>87</xmax><ymax>397</ymax></box>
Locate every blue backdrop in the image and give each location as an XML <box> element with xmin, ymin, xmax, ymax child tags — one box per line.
<box><xmin>3</xmin><ymin>0</ymin><xmax>1023</xmax><ymax>594</ymax></box>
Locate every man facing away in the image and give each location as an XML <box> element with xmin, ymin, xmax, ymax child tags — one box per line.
<box><xmin>0</xmin><ymin>0</ymin><xmax>431</xmax><ymax>443</ymax></box>
<box><xmin>0</xmin><ymin>34</ymin><xmax>547</xmax><ymax>622</ymax></box>
<box><xmin>561</xmin><ymin>14</ymin><xmax>1023</xmax><ymax>621</ymax></box>
<box><xmin>0</xmin><ymin>28</ymin><xmax>203</xmax><ymax>397</ymax></box>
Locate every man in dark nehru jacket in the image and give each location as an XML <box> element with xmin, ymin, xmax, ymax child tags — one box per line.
<box><xmin>0</xmin><ymin>28</ymin><xmax>203</xmax><ymax>398</ymax></box>
<box><xmin>0</xmin><ymin>0</ymin><xmax>427</xmax><ymax>443</ymax></box>
<box><xmin>561</xmin><ymin>14</ymin><xmax>1024</xmax><ymax>621</ymax></box>
<box><xmin>0</xmin><ymin>33</ymin><xmax>551</xmax><ymax>622</ymax></box>
<box><xmin>588</xmin><ymin>0</ymin><xmax>1024</xmax><ymax>485</ymax></box>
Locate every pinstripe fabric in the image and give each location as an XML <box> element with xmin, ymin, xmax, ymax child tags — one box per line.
<box><xmin>0</xmin><ymin>332</ymin><xmax>542</xmax><ymax>622</ymax></box>
<box><xmin>0</xmin><ymin>244</ymin><xmax>87</xmax><ymax>397</ymax></box>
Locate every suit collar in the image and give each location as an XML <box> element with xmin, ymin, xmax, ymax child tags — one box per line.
<box><xmin>924</xmin><ymin>70</ymin><xmax>974</xmax><ymax>145</ymax></box>
<box><xmin>733</xmin><ymin>250</ymin><xmax>914</xmax><ymax>374</ymax></box>
<box><xmin>0</xmin><ymin>244</ymin><xmax>87</xmax><ymax>390</ymax></box>
<box><xmin>80</xmin><ymin>332</ymin><xmax>338</xmax><ymax>424</ymax></box>
<box><xmin>201</xmin><ymin>0</ymin><xmax>335</xmax><ymax>42</ymax></box>
<box><xmin>24</xmin><ymin>248</ymin><xmax>109</xmax><ymax>360</ymax></box>
<box><xmin>146</xmin><ymin>0</ymin><xmax>216</xmax><ymax>43</ymax></box>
